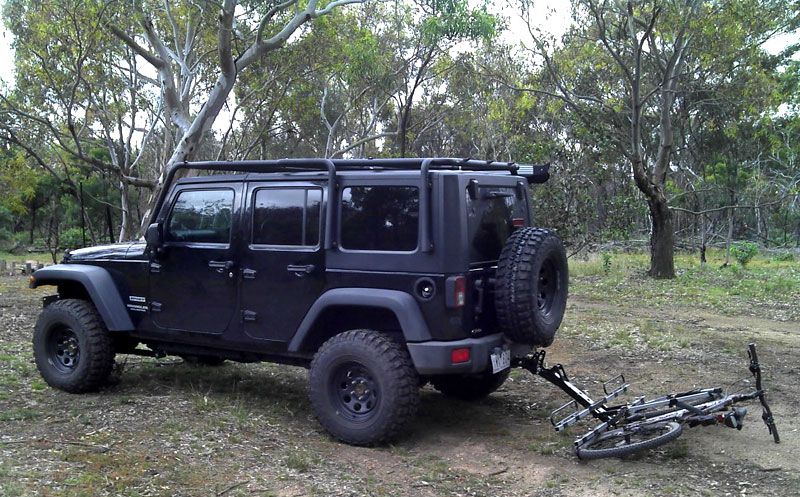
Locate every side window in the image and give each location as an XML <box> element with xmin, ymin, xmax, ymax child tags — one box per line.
<box><xmin>340</xmin><ymin>186</ymin><xmax>418</xmax><ymax>251</ymax></box>
<box><xmin>166</xmin><ymin>189</ymin><xmax>234</xmax><ymax>244</ymax></box>
<box><xmin>252</xmin><ymin>188</ymin><xmax>322</xmax><ymax>247</ymax></box>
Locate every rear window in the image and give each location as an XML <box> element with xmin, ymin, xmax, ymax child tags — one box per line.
<box><xmin>467</xmin><ymin>186</ymin><xmax>528</xmax><ymax>263</ymax></box>
<box><xmin>252</xmin><ymin>188</ymin><xmax>321</xmax><ymax>247</ymax></box>
<box><xmin>340</xmin><ymin>186</ymin><xmax>419</xmax><ymax>251</ymax></box>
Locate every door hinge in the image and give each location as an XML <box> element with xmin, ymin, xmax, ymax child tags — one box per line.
<box><xmin>242</xmin><ymin>268</ymin><xmax>257</xmax><ymax>280</ymax></box>
<box><xmin>241</xmin><ymin>310</ymin><xmax>257</xmax><ymax>322</ymax></box>
<box><xmin>150</xmin><ymin>301</ymin><xmax>162</xmax><ymax>313</ymax></box>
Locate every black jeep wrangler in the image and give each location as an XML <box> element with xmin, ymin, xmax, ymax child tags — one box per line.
<box><xmin>30</xmin><ymin>158</ymin><xmax>568</xmax><ymax>445</ymax></box>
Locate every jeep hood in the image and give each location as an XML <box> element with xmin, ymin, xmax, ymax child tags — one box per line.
<box><xmin>64</xmin><ymin>241</ymin><xmax>147</xmax><ymax>262</ymax></box>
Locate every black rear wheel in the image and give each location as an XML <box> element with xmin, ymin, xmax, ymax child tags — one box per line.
<box><xmin>309</xmin><ymin>330</ymin><xmax>419</xmax><ymax>445</ymax></box>
<box><xmin>576</xmin><ymin>422</ymin><xmax>683</xmax><ymax>460</ymax></box>
<box><xmin>33</xmin><ymin>299</ymin><xmax>115</xmax><ymax>393</ymax></box>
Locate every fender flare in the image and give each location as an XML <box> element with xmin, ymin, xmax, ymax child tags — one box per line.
<box><xmin>30</xmin><ymin>264</ymin><xmax>134</xmax><ymax>331</ymax></box>
<box><xmin>288</xmin><ymin>288</ymin><xmax>431</xmax><ymax>352</ymax></box>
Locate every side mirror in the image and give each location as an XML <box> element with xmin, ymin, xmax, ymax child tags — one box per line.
<box><xmin>145</xmin><ymin>222</ymin><xmax>163</xmax><ymax>249</ymax></box>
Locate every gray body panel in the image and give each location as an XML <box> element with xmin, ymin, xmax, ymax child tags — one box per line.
<box><xmin>31</xmin><ymin>264</ymin><xmax>135</xmax><ymax>331</ymax></box>
<box><xmin>407</xmin><ymin>333</ymin><xmax>507</xmax><ymax>375</ymax></box>
<box><xmin>288</xmin><ymin>288</ymin><xmax>432</xmax><ymax>352</ymax></box>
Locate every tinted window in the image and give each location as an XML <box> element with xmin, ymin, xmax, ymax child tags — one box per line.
<box><xmin>341</xmin><ymin>186</ymin><xmax>418</xmax><ymax>251</ymax></box>
<box><xmin>253</xmin><ymin>188</ymin><xmax>322</xmax><ymax>246</ymax></box>
<box><xmin>166</xmin><ymin>189</ymin><xmax>234</xmax><ymax>244</ymax></box>
<box><xmin>467</xmin><ymin>186</ymin><xmax>528</xmax><ymax>262</ymax></box>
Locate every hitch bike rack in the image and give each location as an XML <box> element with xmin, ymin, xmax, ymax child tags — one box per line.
<box><xmin>513</xmin><ymin>343</ymin><xmax>780</xmax><ymax>459</ymax></box>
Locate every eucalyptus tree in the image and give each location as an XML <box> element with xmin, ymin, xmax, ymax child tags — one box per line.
<box><xmin>1</xmin><ymin>0</ymin><xmax>160</xmax><ymax>240</ymax></box>
<box><xmin>107</xmin><ymin>0</ymin><xmax>369</xmax><ymax>228</ymax></box>
<box><xmin>516</xmin><ymin>0</ymin><xmax>798</xmax><ymax>277</ymax></box>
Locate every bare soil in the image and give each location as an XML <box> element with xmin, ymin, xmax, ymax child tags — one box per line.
<box><xmin>1</xmin><ymin>275</ymin><xmax>798</xmax><ymax>497</ymax></box>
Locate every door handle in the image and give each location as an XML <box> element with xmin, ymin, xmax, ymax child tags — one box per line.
<box><xmin>209</xmin><ymin>260</ymin><xmax>235</xmax><ymax>277</ymax></box>
<box><xmin>287</xmin><ymin>264</ymin><xmax>315</xmax><ymax>276</ymax></box>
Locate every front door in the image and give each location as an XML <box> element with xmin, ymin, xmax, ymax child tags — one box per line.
<box><xmin>150</xmin><ymin>184</ymin><xmax>241</xmax><ymax>334</ymax></box>
<box><xmin>239</xmin><ymin>183</ymin><xmax>326</xmax><ymax>344</ymax></box>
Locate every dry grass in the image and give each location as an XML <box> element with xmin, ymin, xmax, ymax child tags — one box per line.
<box><xmin>1</xmin><ymin>253</ymin><xmax>799</xmax><ymax>496</ymax></box>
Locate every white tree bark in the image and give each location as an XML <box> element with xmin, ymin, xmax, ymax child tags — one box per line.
<box><xmin>111</xmin><ymin>0</ymin><xmax>370</xmax><ymax>232</ymax></box>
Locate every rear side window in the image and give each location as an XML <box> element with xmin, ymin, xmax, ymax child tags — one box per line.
<box><xmin>166</xmin><ymin>189</ymin><xmax>234</xmax><ymax>244</ymax></box>
<box><xmin>467</xmin><ymin>186</ymin><xmax>528</xmax><ymax>262</ymax></box>
<box><xmin>340</xmin><ymin>186</ymin><xmax>419</xmax><ymax>251</ymax></box>
<box><xmin>252</xmin><ymin>188</ymin><xmax>322</xmax><ymax>246</ymax></box>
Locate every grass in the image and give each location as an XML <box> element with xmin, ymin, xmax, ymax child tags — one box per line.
<box><xmin>570</xmin><ymin>248</ymin><xmax>800</xmax><ymax>319</ymax></box>
<box><xmin>2</xmin><ymin>253</ymin><xmax>800</xmax><ymax>496</ymax></box>
<box><xmin>0</xmin><ymin>251</ymin><xmax>52</xmax><ymax>263</ymax></box>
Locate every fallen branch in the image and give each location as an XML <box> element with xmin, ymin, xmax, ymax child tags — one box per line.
<box><xmin>0</xmin><ymin>438</ymin><xmax>112</xmax><ymax>453</ymax></box>
<box><xmin>217</xmin><ymin>480</ymin><xmax>249</xmax><ymax>496</ymax></box>
<box><xmin>486</xmin><ymin>465</ymin><xmax>509</xmax><ymax>477</ymax></box>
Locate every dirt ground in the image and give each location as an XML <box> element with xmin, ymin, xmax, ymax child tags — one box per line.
<box><xmin>1</xmin><ymin>274</ymin><xmax>798</xmax><ymax>497</ymax></box>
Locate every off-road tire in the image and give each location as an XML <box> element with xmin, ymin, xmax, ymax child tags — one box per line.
<box><xmin>495</xmin><ymin>227</ymin><xmax>568</xmax><ymax>346</ymax></box>
<box><xmin>576</xmin><ymin>421</ymin><xmax>683</xmax><ymax>460</ymax></box>
<box><xmin>33</xmin><ymin>299</ymin><xmax>115</xmax><ymax>393</ymax></box>
<box><xmin>309</xmin><ymin>330</ymin><xmax>420</xmax><ymax>445</ymax></box>
<box><xmin>431</xmin><ymin>369</ymin><xmax>510</xmax><ymax>401</ymax></box>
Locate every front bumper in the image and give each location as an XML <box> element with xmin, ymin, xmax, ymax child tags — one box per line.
<box><xmin>407</xmin><ymin>333</ymin><xmax>509</xmax><ymax>375</ymax></box>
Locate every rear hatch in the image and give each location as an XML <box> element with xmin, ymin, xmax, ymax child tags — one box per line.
<box><xmin>464</xmin><ymin>182</ymin><xmax>530</xmax><ymax>335</ymax></box>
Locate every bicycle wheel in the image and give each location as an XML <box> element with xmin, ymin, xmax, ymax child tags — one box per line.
<box><xmin>576</xmin><ymin>421</ymin><xmax>683</xmax><ymax>460</ymax></box>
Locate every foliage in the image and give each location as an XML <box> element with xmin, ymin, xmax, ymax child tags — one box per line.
<box><xmin>730</xmin><ymin>241</ymin><xmax>760</xmax><ymax>266</ymax></box>
<box><xmin>601</xmin><ymin>252</ymin><xmax>612</xmax><ymax>275</ymax></box>
<box><xmin>0</xmin><ymin>0</ymin><xmax>798</xmax><ymax>257</ymax></box>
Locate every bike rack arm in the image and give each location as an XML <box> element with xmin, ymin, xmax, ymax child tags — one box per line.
<box><xmin>515</xmin><ymin>351</ymin><xmax>614</xmax><ymax>423</ymax></box>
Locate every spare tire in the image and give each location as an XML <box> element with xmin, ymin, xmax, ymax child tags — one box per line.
<box><xmin>495</xmin><ymin>228</ymin><xmax>568</xmax><ymax>346</ymax></box>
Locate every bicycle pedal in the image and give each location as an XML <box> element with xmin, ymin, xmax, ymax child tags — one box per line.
<box><xmin>722</xmin><ymin>407</ymin><xmax>748</xmax><ymax>430</ymax></box>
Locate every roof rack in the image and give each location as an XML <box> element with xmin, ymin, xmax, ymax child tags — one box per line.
<box><xmin>150</xmin><ymin>158</ymin><xmax>551</xmax><ymax>252</ymax></box>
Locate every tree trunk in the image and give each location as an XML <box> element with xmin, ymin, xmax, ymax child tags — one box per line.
<box><xmin>700</xmin><ymin>212</ymin><xmax>707</xmax><ymax>265</ymax></box>
<box><xmin>29</xmin><ymin>203</ymin><xmax>36</xmax><ymax>245</ymax></box>
<box><xmin>647</xmin><ymin>195</ymin><xmax>675</xmax><ymax>278</ymax></box>
<box><xmin>118</xmin><ymin>181</ymin><xmax>132</xmax><ymax>242</ymax></box>
<box><xmin>724</xmin><ymin>205</ymin><xmax>734</xmax><ymax>266</ymax></box>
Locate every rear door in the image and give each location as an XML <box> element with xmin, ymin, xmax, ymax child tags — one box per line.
<box><xmin>239</xmin><ymin>182</ymin><xmax>326</xmax><ymax>345</ymax></box>
<box><xmin>464</xmin><ymin>181</ymin><xmax>531</xmax><ymax>334</ymax></box>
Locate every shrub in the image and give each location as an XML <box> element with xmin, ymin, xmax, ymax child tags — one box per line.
<box><xmin>60</xmin><ymin>228</ymin><xmax>85</xmax><ymax>250</ymax></box>
<box><xmin>773</xmin><ymin>252</ymin><xmax>795</xmax><ymax>262</ymax></box>
<box><xmin>601</xmin><ymin>252</ymin><xmax>613</xmax><ymax>275</ymax></box>
<box><xmin>730</xmin><ymin>241</ymin><xmax>759</xmax><ymax>267</ymax></box>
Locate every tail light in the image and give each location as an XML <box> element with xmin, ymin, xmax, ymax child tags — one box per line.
<box><xmin>512</xmin><ymin>217</ymin><xmax>525</xmax><ymax>229</ymax></box>
<box><xmin>446</xmin><ymin>275</ymin><xmax>466</xmax><ymax>308</ymax></box>
<box><xmin>451</xmin><ymin>347</ymin><xmax>471</xmax><ymax>364</ymax></box>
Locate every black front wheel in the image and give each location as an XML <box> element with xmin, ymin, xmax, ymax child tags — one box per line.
<box><xmin>33</xmin><ymin>299</ymin><xmax>115</xmax><ymax>393</ymax></box>
<box><xmin>309</xmin><ymin>330</ymin><xmax>420</xmax><ymax>445</ymax></box>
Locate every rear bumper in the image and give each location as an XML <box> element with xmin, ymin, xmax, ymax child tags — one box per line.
<box><xmin>407</xmin><ymin>333</ymin><xmax>507</xmax><ymax>375</ymax></box>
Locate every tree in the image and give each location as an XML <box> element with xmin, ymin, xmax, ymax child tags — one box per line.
<box><xmin>108</xmin><ymin>0</ymin><xmax>369</xmax><ymax>229</ymax></box>
<box><xmin>1</xmin><ymin>0</ymin><xmax>161</xmax><ymax>240</ymax></box>
<box><xmin>515</xmin><ymin>0</ymin><xmax>798</xmax><ymax>277</ymax></box>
